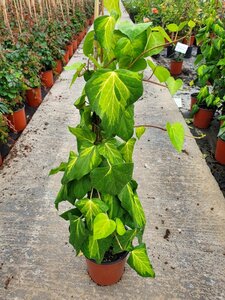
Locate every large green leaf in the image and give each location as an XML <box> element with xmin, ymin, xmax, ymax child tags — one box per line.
<box><xmin>94</xmin><ymin>16</ymin><xmax>116</xmax><ymax>50</ymax></box>
<box><xmin>83</xmin><ymin>235</ymin><xmax>112</xmax><ymax>263</ymax></box>
<box><xmin>114</xmin><ymin>36</ymin><xmax>146</xmax><ymax>60</ymax></box>
<box><xmin>116</xmin><ymin>218</ymin><xmax>126</xmax><ymax>236</ymax></box>
<box><xmin>76</xmin><ymin>198</ymin><xmax>108</xmax><ymax>230</ymax></box>
<box><xmin>117</xmin><ymin>105</ymin><xmax>134</xmax><ymax>141</ymax></box>
<box><xmin>83</xmin><ymin>30</ymin><xmax>94</xmax><ymax>56</ymax></box>
<box><xmin>166</xmin><ymin>77</ymin><xmax>183</xmax><ymax>95</ymax></box>
<box><xmin>102</xmin><ymin>194</ymin><xmax>124</xmax><ymax>219</ymax></box>
<box><xmin>93</xmin><ymin>213</ymin><xmax>116</xmax><ymax>240</ymax></box>
<box><xmin>85</xmin><ymin>70</ymin><xmax>143</xmax><ymax>136</ymax></box>
<box><xmin>166</xmin><ymin>122</ymin><xmax>185</xmax><ymax>153</ymax></box>
<box><xmin>135</xmin><ymin>127</ymin><xmax>146</xmax><ymax>140</ymax></box>
<box><xmin>127</xmin><ymin>243</ymin><xmax>155</xmax><ymax>277</ymax></box>
<box><xmin>55</xmin><ymin>176</ymin><xmax>91</xmax><ymax>209</ymax></box>
<box><xmin>62</xmin><ymin>145</ymin><xmax>102</xmax><ymax>183</ymax></box>
<box><xmin>98</xmin><ymin>140</ymin><xmax>123</xmax><ymax>164</ymax></box>
<box><xmin>61</xmin><ymin>151</ymin><xmax>78</xmax><ymax>184</ymax></box>
<box><xmin>145</xmin><ymin>29</ymin><xmax>165</xmax><ymax>57</ymax></box>
<box><xmin>117</xmin><ymin>21</ymin><xmax>150</xmax><ymax>40</ymax></box>
<box><xmin>60</xmin><ymin>208</ymin><xmax>81</xmax><ymax>220</ymax></box>
<box><xmin>91</xmin><ymin>163</ymin><xmax>133</xmax><ymax>195</ymax></box>
<box><xmin>104</xmin><ymin>0</ymin><xmax>121</xmax><ymax>17</ymax></box>
<box><xmin>55</xmin><ymin>184</ymin><xmax>70</xmax><ymax>209</ymax></box>
<box><xmin>147</xmin><ymin>60</ymin><xmax>170</xmax><ymax>83</ymax></box>
<box><xmin>119</xmin><ymin>138</ymin><xmax>136</xmax><ymax>162</ymax></box>
<box><xmin>118</xmin><ymin>183</ymin><xmax>146</xmax><ymax>227</ymax></box>
<box><xmin>113</xmin><ymin>229</ymin><xmax>136</xmax><ymax>253</ymax></box>
<box><xmin>69</xmin><ymin>214</ymin><xmax>88</xmax><ymax>255</ymax></box>
<box><xmin>65</xmin><ymin>62</ymin><xmax>86</xmax><ymax>87</ymax></box>
<box><xmin>67</xmin><ymin>175</ymin><xmax>91</xmax><ymax>199</ymax></box>
<box><xmin>49</xmin><ymin>162</ymin><xmax>67</xmax><ymax>175</ymax></box>
<box><xmin>68</xmin><ymin>126</ymin><xmax>96</xmax><ymax>150</ymax></box>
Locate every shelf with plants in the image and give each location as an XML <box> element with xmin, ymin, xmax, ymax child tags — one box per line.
<box><xmin>0</xmin><ymin>0</ymin><xmax>95</xmax><ymax>166</ymax></box>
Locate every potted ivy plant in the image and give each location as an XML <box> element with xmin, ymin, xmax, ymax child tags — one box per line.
<box><xmin>215</xmin><ymin>120</ymin><xmax>225</xmax><ymax>165</ymax></box>
<box><xmin>5</xmin><ymin>45</ymin><xmax>43</xmax><ymax>108</ymax></box>
<box><xmin>31</xmin><ymin>24</ymin><xmax>56</xmax><ymax>88</ymax></box>
<box><xmin>50</xmin><ymin>0</ymin><xmax>184</xmax><ymax>286</ymax></box>
<box><xmin>0</xmin><ymin>57</ymin><xmax>27</xmax><ymax>132</ymax></box>
<box><xmin>191</xmin><ymin>86</ymin><xmax>221</xmax><ymax>129</ymax></box>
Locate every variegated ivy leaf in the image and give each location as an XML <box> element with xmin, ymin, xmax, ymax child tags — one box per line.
<box><xmin>76</xmin><ymin>198</ymin><xmax>109</xmax><ymax>230</ymax></box>
<box><xmin>144</xmin><ymin>29</ymin><xmax>165</xmax><ymax>57</ymax></box>
<box><xmin>90</xmin><ymin>162</ymin><xmax>134</xmax><ymax>195</ymax></box>
<box><xmin>82</xmin><ymin>235</ymin><xmax>112</xmax><ymax>264</ymax></box>
<box><xmin>62</xmin><ymin>146</ymin><xmax>102</xmax><ymax>183</ymax></box>
<box><xmin>117</xmin><ymin>20</ymin><xmax>150</xmax><ymax>41</ymax></box>
<box><xmin>94</xmin><ymin>15</ymin><xmax>116</xmax><ymax>50</ymax></box>
<box><xmin>104</xmin><ymin>0</ymin><xmax>121</xmax><ymax>18</ymax></box>
<box><xmin>127</xmin><ymin>243</ymin><xmax>155</xmax><ymax>277</ymax></box>
<box><xmin>69</xmin><ymin>214</ymin><xmax>88</xmax><ymax>255</ymax></box>
<box><xmin>102</xmin><ymin>194</ymin><xmax>125</xmax><ymax>220</ymax></box>
<box><xmin>166</xmin><ymin>122</ymin><xmax>185</xmax><ymax>153</ymax></box>
<box><xmin>65</xmin><ymin>62</ymin><xmax>86</xmax><ymax>87</ymax></box>
<box><xmin>147</xmin><ymin>60</ymin><xmax>170</xmax><ymax>83</ymax></box>
<box><xmin>118</xmin><ymin>183</ymin><xmax>146</xmax><ymax>228</ymax></box>
<box><xmin>166</xmin><ymin>77</ymin><xmax>183</xmax><ymax>95</ymax></box>
<box><xmin>98</xmin><ymin>140</ymin><xmax>123</xmax><ymax>164</ymax></box>
<box><xmin>85</xmin><ymin>69</ymin><xmax>143</xmax><ymax>137</ymax></box>
<box><xmin>119</xmin><ymin>138</ymin><xmax>136</xmax><ymax>163</ymax></box>
<box><xmin>93</xmin><ymin>213</ymin><xmax>116</xmax><ymax>240</ymax></box>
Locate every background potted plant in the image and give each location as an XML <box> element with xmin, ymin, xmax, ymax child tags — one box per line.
<box><xmin>50</xmin><ymin>0</ymin><xmax>185</xmax><ymax>286</ymax></box>
<box><xmin>191</xmin><ymin>86</ymin><xmax>221</xmax><ymax>129</ymax></box>
<box><xmin>215</xmin><ymin>120</ymin><xmax>225</xmax><ymax>165</ymax></box>
<box><xmin>0</xmin><ymin>57</ymin><xmax>27</xmax><ymax>132</ymax></box>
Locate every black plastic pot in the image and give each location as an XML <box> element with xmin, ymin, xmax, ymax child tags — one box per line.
<box><xmin>184</xmin><ymin>46</ymin><xmax>193</xmax><ymax>58</ymax></box>
<box><xmin>166</xmin><ymin>45</ymin><xmax>175</xmax><ymax>58</ymax></box>
<box><xmin>197</xmin><ymin>46</ymin><xmax>202</xmax><ymax>55</ymax></box>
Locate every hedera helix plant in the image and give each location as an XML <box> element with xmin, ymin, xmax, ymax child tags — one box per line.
<box><xmin>50</xmin><ymin>0</ymin><xmax>185</xmax><ymax>277</ymax></box>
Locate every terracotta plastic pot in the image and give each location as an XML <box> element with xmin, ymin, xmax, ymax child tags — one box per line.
<box><xmin>63</xmin><ymin>51</ymin><xmax>70</xmax><ymax>65</ymax></box>
<box><xmin>170</xmin><ymin>60</ymin><xmax>183</xmax><ymax>76</ymax></box>
<box><xmin>66</xmin><ymin>44</ymin><xmax>73</xmax><ymax>58</ymax></box>
<box><xmin>26</xmin><ymin>87</ymin><xmax>42</xmax><ymax>107</ymax></box>
<box><xmin>215</xmin><ymin>138</ymin><xmax>225</xmax><ymax>165</ymax></box>
<box><xmin>78</xmin><ymin>32</ymin><xmax>83</xmax><ymax>43</ymax></box>
<box><xmin>86</xmin><ymin>252</ymin><xmax>128</xmax><ymax>286</ymax></box>
<box><xmin>8</xmin><ymin>106</ymin><xmax>27</xmax><ymax>132</ymax></box>
<box><xmin>41</xmin><ymin>70</ymin><xmax>54</xmax><ymax>88</ymax></box>
<box><xmin>183</xmin><ymin>35</ymin><xmax>195</xmax><ymax>46</ymax></box>
<box><xmin>73</xmin><ymin>39</ymin><xmax>78</xmax><ymax>52</ymax></box>
<box><xmin>193</xmin><ymin>108</ymin><xmax>214</xmax><ymax>129</ymax></box>
<box><xmin>190</xmin><ymin>93</ymin><xmax>198</xmax><ymax>110</ymax></box>
<box><xmin>54</xmin><ymin>60</ymin><xmax>63</xmax><ymax>74</ymax></box>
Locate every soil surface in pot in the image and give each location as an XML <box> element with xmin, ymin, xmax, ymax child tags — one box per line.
<box><xmin>153</xmin><ymin>47</ymin><xmax>225</xmax><ymax>197</ymax></box>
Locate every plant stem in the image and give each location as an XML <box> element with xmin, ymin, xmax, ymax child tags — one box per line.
<box><xmin>115</xmin><ymin>234</ymin><xmax>123</xmax><ymax>251</ymax></box>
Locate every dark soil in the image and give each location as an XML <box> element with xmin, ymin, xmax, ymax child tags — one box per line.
<box><xmin>153</xmin><ymin>46</ymin><xmax>225</xmax><ymax>198</ymax></box>
<box><xmin>101</xmin><ymin>249</ymin><xmax>127</xmax><ymax>264</ymax></box>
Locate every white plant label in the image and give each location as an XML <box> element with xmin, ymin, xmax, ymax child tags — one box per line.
<box><xmin>175</xmin><ymin>42</ymin><xmax>188</xmax><ymax>54</ymax></box>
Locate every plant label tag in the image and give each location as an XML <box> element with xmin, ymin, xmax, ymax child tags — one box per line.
<box><xmin>175</xmin><ymin>42</ymin><xmax>188</xmax><ymax>54</ymax></box>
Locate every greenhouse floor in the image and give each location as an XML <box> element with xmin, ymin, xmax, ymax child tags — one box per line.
<box><xmin>1</xmin><ymin>3</ymin><xmax>225</xmax><ymax>300</ymax></box>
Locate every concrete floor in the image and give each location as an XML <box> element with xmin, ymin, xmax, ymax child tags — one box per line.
<box><xmin>1</xmin><ymin>3</ymin><xmax>225</xmax><ymax>300</ymax></box>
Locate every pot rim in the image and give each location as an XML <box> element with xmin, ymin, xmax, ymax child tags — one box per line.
<box><xmin>86</xmin><ymin>251</ymin><xmax>129</xmax><ymax>266</ymax></box>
